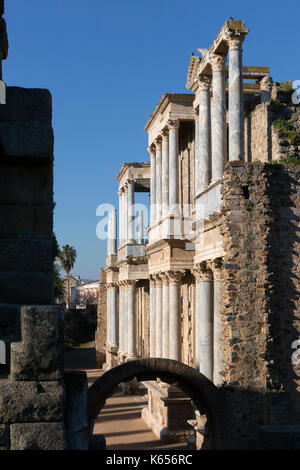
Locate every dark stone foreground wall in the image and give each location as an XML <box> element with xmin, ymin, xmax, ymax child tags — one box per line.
<box><xmin>220</xmin><ymin>162</ymin><xmax>300</xmax><ymax>449</ymax></box>
<box><xmin>0</xmin><ymin>87</ymin><xmax>88</xmax><ymax>450</ymax></box>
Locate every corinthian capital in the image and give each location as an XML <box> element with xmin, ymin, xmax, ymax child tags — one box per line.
<box><xmin>225</xmin><ymin>31</ymin><xmax>246</xmax><ymax>50</ymax></box>
<box><xmin>166</xmin><ymin>270</ymin><xmax>184</xmax><ymax>285</ymax></box>
<box><xmin>155</xmin><ymin>136</ymin><xmax>162</xmax><ymax>150</ymax></box>
<box><xmin>192</xmin><ymin>262</ymin><xmax>213</xmax><ymax>282</ymax></box>
<box><xmin>198</xmin><ymin>75</ymin><xmax>211</xmax><ymax>90</ymax></box>
<box><xmin>147</xmin><ymin>145</ymin><xmax>156</xmax><ymax>157</ymax></box>
<box><xmin>167</xmin><ymin>119</ymin><xmax>179</xmax><ymax>131</ymax></box>
<box><xmin>211</xmin><ymin>53</ymin><xmax>226</xmax><ymax>72</ymax></box>
<box><xmin>259</xmin><ymin>75</ymin><xmax>273</xmax><ymax>92</ymax></box>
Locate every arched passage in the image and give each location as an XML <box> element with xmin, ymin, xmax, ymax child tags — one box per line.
<box><xmin>88</xmin><ymin>358</ymin><xmax>227</xmax><ymax>449</ymax></box>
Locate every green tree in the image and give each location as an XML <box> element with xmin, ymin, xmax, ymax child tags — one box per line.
<box><xmin>58</xmin><ymin>244</ymin><xmax>77</xmax><ymax>309</ymax></box>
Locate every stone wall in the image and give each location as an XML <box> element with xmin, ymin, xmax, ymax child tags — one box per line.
<box><xmin>220</xmin><ymin>161</ymin><xmax>300</xmax><ymax>448</ymax></box>
<box><xmin>95</xmin><ymin>268</ymin><xmax>107</xmax><ymax>367</ymax></box>
<box><xmin>0</xmin><ymin>87</ymin><xmax>70</xmax><ymax>450</ymax></box>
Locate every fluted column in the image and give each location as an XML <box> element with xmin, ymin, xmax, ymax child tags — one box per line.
<box><xmin>161</xmin><ymin>273</ymin><xmax>169</xmax><ymax>359</ymax></box>
<box><xmin>107</xmin><ymin>283</ymin><xmax>118</xmax><ymax>347</ymax></box>
<box><xmin>211</xmin><ymin>258</ymin><xmax>224</xmax><ymax>386</ymax></box>
<box><xmin>149</xmin><ymin>276</ymin><xmax>156</xmax><ymax>357</ymax></box>
<box><xmin>127</xmin><ymin>180</ymin><xmax>135</xmax><ymax>244</ymax></box>
<box><xmin>198</xmin><ymin>76</ymin><xmax>212</xmax><ymax>190</ymax></box>
<box><xmin>118</xmin><ymin>282</ymin><xmax>124</xmax><ymax>356</ymax></box>
<box><xmin>168</xmin><ymin>120</ymin><xmax>179</xmax><ymax>213</ymax></box>
<box><xmin>137</xmin><ymin>210</ymin><xmax>144</xmax><ymax>244</ymax></box>
<box><xmin>155</xmin><ymin>274</ymin><xmax>163</xmax><ymax>357</ymax></box>
<box><xmin>194</xmin><ymin>108</ymin><xmax>200</xmax><ymax>195</ymax></box>
<box><xmin>149</xmin><ymin>146</ymin><xmax>156</xmax><ymax>225</ymax></box>
<box><xmin>260</xmin><ymin>75</ymin><xmax>273</xmax><ymax>103</ymax></box>
<box><xmin>124</xmin><ymin>185</ymin><xmax>128</xmax><ymax>245</ymax></box>
<box><xmin>155</xmin><ymin>138</ymin><xmax>162</xmax><ymax>221</ymax></box>
<box><xmin>126</xmin><ymin>280</ymin><xmax>136</xmax><ymax>359</ymax></box>
<box><xmin>168</xmin><ymin>271</ymin><xmax>183</xmax><ymax>361</ymax></box>
<box><xmin>161</xmin><ymin>129</ymin><xmax>169</xmax><ymax>217</ymax></box>
<box><xmin>193</xmin><ymin>263</ymin><xmax>213</xmax><ymax>379</ymax></box>
<box><xmin>227</xmin><ymin>33</ymin><xmax>245</xmax><ymax>161</ymax></box>
<box><xmin>211</xmin><ymin>54</ymin><xmax>226</xmax><ymax>181</ymax></box>
<box><xmin>123</xmin><ymin>282</ymin><xmax>128</xmax><ymax>355</ymax></box>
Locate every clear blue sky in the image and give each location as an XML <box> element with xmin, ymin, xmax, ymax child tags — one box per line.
<box><xmin>5</xmin><ymin>0</ymin><xmax>300</xmax><ymax>279</ymax></box>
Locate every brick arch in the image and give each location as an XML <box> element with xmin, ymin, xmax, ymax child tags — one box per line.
<box><xmin>88</xmin><ymin>358</ymin><xmax>226</xmax><ymax>449</ymax></box>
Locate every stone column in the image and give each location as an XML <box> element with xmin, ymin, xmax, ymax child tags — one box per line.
<box><xmin>227</xmin><ymin>34</ymin><xmax>245</xmax><ymax>162</ymax></box>
<box><xmin>123</xmin><ymin>282</ymin><xmax>128</xmax><ymax>355</ymax></box>
<box><xmin>155</xmin><ymin>138</ymin><xmax>162</xmax><ymax>221</ymax></box>
<box><xmin>124</xmin><ymin>185</ymin><xmax>128</xmax><ymax>245</ymax></box>
<box><xmin>198</xmin><ymin>76</ymin><xmax>212</xmax><ymax>189</ymax></box>
<box><xmin>161</xmin><ymin>129</ymin><xmax>169</xmax><ymax>217</ymax></box>
<box><xmin>137</xmin><ymin>210</ymin><xmax>144</xmax><ymax>244</ymax></box>
<box><xmin>168</xmin><ymin>271</ymin><xmax>183</xmax><ymax>361</ymax></box>
<box><xmin>200</xmin><ymin>263</ymin><xmax>213</xmax><ymax>380</ymax></box>
<box><xmin>149</xmin><ymin>276</ymin><xmax>156</xmax><ymax>357</ymax></box>
<box><xmin>161</xmin><ymin>273</ymin><xmax>169</xmax><ymax>359</ymax></box>
<box><xmin>107</xmin><ymin>212</ymin><xmax>112</xmax><ymax>255</ymax></box>
<box><xmin>149</xmin><ymin>146</ymin><xmax>156</xmax><ymax>225</ymax></box>
<box><xmin>127</xmin><ymin>180</ymin><xmax>135</xmax><ymax>244</ymax></box>
<box><xmin>194</xmin><ymin>108</ymin><xmax>200</xmax><ymax>195</ymax></box>
<box><xmin>155</xmin><ymin>274</ymin><xmax>163</xmax><ymax>357</ymax></box>
<box><xmin>118</xmin><ymin>282</ymin><xmax>124</xmax><ymax>356</ymax></box>
<box><xmin>168</xmin><ymin>120</ymin><xmax>179</xmax><ymax>213</ymax></box>
<box><xmin>260</xmin><ymin>75</ymin><xmax>273</xmax><ymax>103</ymax></box>
<box><xmin>211</xmin><ymin>54</ymin><xmax>226</xmax><ymax>182</ymax></box>
<box><xmin>126</xmin><ymin>281</ymin><xmax>137</xmax><ymax>360</ymax></box>
<box><xmin>211</xmin><ymin>258</ymin><xmax>224</xmax><ymax>386</ymax></box>
<box><xmin>118</xmin><ymin>190</ymin><xmax>123</xmax><ymax>247</ymax></box>
<box><xmin>107</xmin><ymin>283</ymin><xmax>118</xmax><ymax>347</ymax></box>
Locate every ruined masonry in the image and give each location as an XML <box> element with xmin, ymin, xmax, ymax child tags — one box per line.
<box><xmin>96</xmin><ymin>19</ymin><xmax>300</xmax><ymax>449</ymax></box>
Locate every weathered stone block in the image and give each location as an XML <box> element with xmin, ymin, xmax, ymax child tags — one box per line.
<box><xmin>0</xmin><ymin>162</ymin><xmax>53</xmax><ymax>205</ymax></box>
<box><xmin>10</xmin><ymin>305</ymin><xmax>63</xmax><ymax>381</ymax></box>
<box><xmin>0</xmin><ymin>205</ymin><xmax>52</xmax><ymax>237</ymax></box>
<box><xmin>0</xmin><ymin>272</ymin><xmax>53</xmax><ymax>304</ymax></box>
<box><xmin>65</xmin><ymin>371</ymin><xmax>89</xmax><ymax>450</ymax></box>
<box><xmin>0</xmin><ymin>424</ymin><xmax>9</xmax><ymax>450</ymax></box>
<box><xmin>0</xmin><ymin>380</ymin><xmax>65</xmax><ymax>423</ymax></box>
<box><xmin>0</xmin><ymin>87</ymin><xmax>52</xmax><ymax>124</ymax></box>
<box><xmin>0</xmin><ymin>303</ymin><xmax>21</xmax><ymax>341</ymax></box>
<box><xmin>0</xmin><ymin>237</ymin><xmax>52</xmax><ymax>272</ymax></box>
<box><xmin>10</xmin><ymin>422</ymin><xmax>66</xmax><ymax>450</ymax></box>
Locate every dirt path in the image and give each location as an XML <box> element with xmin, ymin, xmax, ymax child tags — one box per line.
<box><xmin>64</xmin><ymin>344</ymin><xmax>186</xmax><ymax>450</ymax></box>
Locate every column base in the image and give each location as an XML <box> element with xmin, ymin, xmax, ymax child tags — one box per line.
<box><xmin>105</xmin><ymin>344</ymin><xmax>119</xmax><ymax>369</ymax></box>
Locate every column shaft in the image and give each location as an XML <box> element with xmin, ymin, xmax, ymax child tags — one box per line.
<box><xmin>194</xmin><ymin>110</ymin><xmax>200</xmax><ymax>195</ymax></box>
<box><xmin>127</xmin><ymin>181</ymin><xmax>135</xmax><ymax>244</ymax></box>
<box><xmin>162</xmin><ymin>132</ymin><xmax>169</xmax><ymax>216</ymax></box>
<box><xmin>124</xmin><ymin>188</ymin><xmax>128</xmax><ymax>244</ymax></box>
<box><xmin>149</xmin><ymin>281</ymin><xmax>156</xmax><ymax>356</ymax></box>
<box><xmin>228</xmin><ymin>37</ymin><xmax>244</xmax><ymax>161</ymax></box>
<box><xmin>213</xmin><ymin>279</ymin><xmax>223</xmax><ymax>385</ymax></box>
<box><xmin>124</xmin><ymin>286</ymin><xmax>128</xmax><ymax>354</ymax></box>
<box><xmin>111</xmin><ymin>209</ymin><xmax>117</xmax><ymax>254</ymax></box>
<box><xmin>137</xmin><ymin>210</ymin><xmax>144</xmax><ymax>244</ymax></box>
<box><xmin>127</xmin><ymin>283</ymin><xmax>136</xmax><ymax>358</ymax></box>
<box><xmin>118</xmin><ymin>287</ymin><xmax>124</xmax><ymax>353</ymax></box>
<box><xmin>155</xmin><ymin>278</ymin><xmax>162</xmax><ymax>357</ymax></box>
<box><xmin>155</xmin><ymin>141</ymin><xmax>162</xmax><ymax>221</ymax></box>
<box><xmin>211</xmin><ymin>55</ymin><xmax>226</xmax><ymax>181</ymax></box>
<box><xmin>198</xmin><ymin>78</ymin><xmax>211</xmax><ymax>189</ymax></box>
<box><xmin>162</xmin><ymin>279</ymin><xmax>169</xmax><ymax>358</ymax></box>
<box><xmin>149</xmin><ymin>149</ymin><xmax>156</xmax><ymax>225</ymax></box>
<box><xmin>199</xmin><ymin>280</ymin><xmax>213</xmax><ymax>380</ymax></box>
<box><xmin>168</xmin><ymin>121</ymin><xmax>179</xmax><ymax>211</ymax></box>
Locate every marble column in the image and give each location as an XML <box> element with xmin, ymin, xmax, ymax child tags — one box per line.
<box><xmin>107</xmin><ymin>212</ymin><xmax>112</xmax><ymax>255</ymax></box>
<box><xmin>127</xmin><ymin>180</ymin><xmax>135</xmax><ymax>244</ymax></box>
<box><xmin>211</xmin><ymin>54</ymin><xmax>226</xmax><ymax>181</ymax></box>
<box><xmin>149</xmin><ymin>146</ymin><xmax>156</xmax><ymax>225</ymax></box>
<box><xmin>155</xmin><ymin>138</ymin><xmax>162</xmax><ymax>221</ymax></box>
<box><xmin>161</xmin><ymin>273</ymin><xmax>169</xmax><ymax>359</ymax></box>
<box><xmin>107</xmin><ymin>283</ymin><xmax>118</xmax><ymax>347</ymax></box>
<box><xmin>127</xmin><ymin>280</ymin><xmax>136</xmax><ymax>359</ymax></box>
<box><xmin>168</xmin><ymin>271</ymin><xmax>183</xmax><ymax>361</ymax></box>
<box><xmin>149</xmin><ymin>276</ymin><xmax>156</xmax><ymax>357</ymax></box>
<box><xmin>260</xmin><ymin>75</ymin><xmax>273</xmax><ymax>103</ymax></box>
<box><xmin>227</xmin><ymin>34</ymin><xmax>245</xmax><ymax>161</ymax></box>
<box><xmin>123</xmin><ymin>185</ymin><xmax>128</xmax><ymax>245</ymax></box>
<box><xmin>192</xmin><ymin>267</ymin><xmax>201</xmax><ymax>370</ymax></box>
<box><xmin>212</xmin><ymin>258</ymin><xmax>224</xmax><ymax>386</ymax></box>
<box><xmin>161</xmin><ymin>129</ymin><xmax>169</xmax><ymax>217</ymax></box>
<box><xmin>137</xmin><ymin>210</ymin><xmax>144</xmax><ymax>244</ymax></box>
<box><xmin>168</xmin><ymin>120</ymin><xmax>179</xmax><ymax>213</ymax></box>
<box><xmin>200</xmin><ymin>264</ymin><xmax>213</xmax><ymax>380</ymax></box>
<box><xmin>118</xmin><ymin>283</ymin><xmax>124</xmax><ymax>356</ymax></box>
<box><xmin>198</xmin><ymin>76</ymin><xmax>212</xmax><ymax>189</ymax></box>
<box><xmin>155</xmin><ymin>274</ymin><xmax>163</xmax><ymax>357</ymax></box>
<box><xmin>123</xmin><ymin>282</ymin><xmax>128</xmax><ymax>355</ymax></box>
<box><xmin>194</xmin><ymin>108</ymin><xmax>200</xmax><ymax>195</ymax></box>
<box><xmin>118</xmin><ymin>190</ymin><xmax>123</xmax><ymax>247</ymax></box>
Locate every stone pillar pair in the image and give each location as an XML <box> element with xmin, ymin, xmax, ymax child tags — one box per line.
<box><xmin>193</xmin><ymin>259</ymin><xmax>223</xmax><ymax>385</ymax></box>
<box><xmin>149</xmin><ymin>271</ymin><xmax>183</xmax><ymax>361</ymax></box>
<box><xmin>117</xmin><ymin>280</ymin><xmax>137</xmax><ymax>361</ymax></box>
<box><xmin>149</xmin><ymin>120</ymin><xmax>179</xmax><ymax>226</ymax></box>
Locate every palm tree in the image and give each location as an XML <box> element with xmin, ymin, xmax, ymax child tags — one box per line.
<box><xmin>58</xmin><ymin>244</ymin><xmax>77</xmax><ymax>309</ymax></box>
